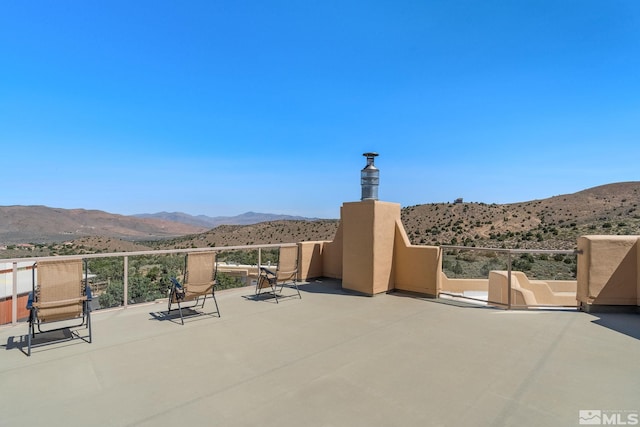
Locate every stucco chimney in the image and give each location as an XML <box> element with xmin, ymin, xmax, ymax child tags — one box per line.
<box><xmin>361</xmin><ymin>152</ymin><xmax>379</xmax><ymax>201</ymax></box>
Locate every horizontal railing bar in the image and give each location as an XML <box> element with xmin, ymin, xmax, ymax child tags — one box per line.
<box><xmin>439</xmin><ymin>245</ymin><xmax>579</xmax><ymax>255</ymax></box>
<box><xmin>1</xmin><ymin>242</ymin><xmax>299</xmax><ymax>326</ymax></box>
<box><xmin>0</xmin><ymin>243</ymin><xmax>297</xmax><ymax>264</ymax></box>
<box><xmin>439</xmin><ymin>245</ymin><xmax>580</xmax><ymax>311</ymax></box>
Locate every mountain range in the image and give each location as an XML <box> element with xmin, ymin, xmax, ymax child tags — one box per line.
<box><xmin>0</xmin><ymin>207</ymin><xmax>322</xmax><ymax>245</ymax></box>
<box><xmin>0</xmin><ymin>205</ymin><xmax>208</xmax><ymax>244</ymax></box>
<box><xmin>133</xmin><ymin>211</ymin><xmax>319</xmax><ymax>228</ymax></box>
<box><xmin>2</xmin><ymin>182</ymin><xmax>640</xmax><ymax>256</ymax></box>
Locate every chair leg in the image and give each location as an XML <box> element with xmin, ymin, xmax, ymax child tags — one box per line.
<box><xmin>27</xmin><ymin>317</ymin><xmax>33</xmax><ymax>357</ymax></box>
<box><xmin>272</xmin><ymin>280</ymin><xmax>279</xmax><ymax>304</ymax></box>
<box><xmin>293</xmin><ymin>280</ymin><xmax>301</xmax><ymax>299</ymax></box>
<box><xmin>211</xmin><ymin>288</ymin><xmax>220</xmax><ymax>317</ymax></box>
<box><xmin>177</xmin><ymin>301</ymin><xmax>184</xmax><ymax>325</ymax></box>
<box><xmin>256</xmin><ymin>276</ymin><xmax>265</xmax><ymax>296</ymax></box>
<box><xmin>86</xmin><ymin>303</ymin><xmax>92</xmax><ymax>344</ymax></box>
<box><xmin>256</xmin><ymin>276</ymin><xmax>268</xmax><ymax>300</ymax></box>
<box><xmin>30</xmin><ymin>311</ymin><xmax>36</xmax><ymax>338</ymax></box>
<box><xmin>168</xmin><ymin>289</ymin><xmax>184</xmax><ymax>324</ymax></box>
<box><xmin>277</xmin><ymin>280</ymin><xmax>301</xmax><ymax>300</ymax></box>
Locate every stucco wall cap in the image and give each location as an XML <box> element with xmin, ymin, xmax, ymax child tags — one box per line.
<box><xmin>582</xmin><ymin>235</ymin><xmax>640</xmax><ymax>241</ymax></box>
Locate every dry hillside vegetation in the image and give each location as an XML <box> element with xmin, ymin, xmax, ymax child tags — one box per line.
<box><xmin>4</xmin><ymin>182</ymin><xmax>640</xmax><ymax>257</ymax></box>
<box><xmin>402</xmin><ymin>182</ymin><xmax>640</xmax><ymax>250</ymax></box>
<box><xmin>153</xmin><ymin>182</ymin><xmax>640</xmax><ymax>252</ymax></box>
<box><xmin>65</xmin><ymin>236</ymin><xmax>155</xmax><ymax>253</ymax></box>
<box><xmin>149</xmin><ymin>220</ymin><xmax>341</xmax><ymax>250</ymax></box>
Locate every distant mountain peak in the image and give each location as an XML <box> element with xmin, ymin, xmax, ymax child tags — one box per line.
<box><xmin>0</xmin><ymin>205</ymin><xmax>208</xmax><ymax>244</ymax></box>
<box><xmin>132</xmin><ymin>211</ymin><xmax>321</xmax><ymax>229</ymax></box>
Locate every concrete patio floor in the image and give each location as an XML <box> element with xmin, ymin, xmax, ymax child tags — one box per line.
<box><xmin>1</xmin><ymin>279</ymin><xmax>639</xmax><ymax>427</ymax></box>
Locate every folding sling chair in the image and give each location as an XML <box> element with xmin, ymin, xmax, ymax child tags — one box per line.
<box><xmin>168</xmin><ymin>251</ymin><xmax>220</xmax><ymax>324</ymax></box>
<box><xmin>256</xmin><ymin>245</ymin><xmax>301</xmax><ymax>303</ymax></box>
<box><xmin>27</xmin><ymin>258</ymin><xmax>92</xmax><ymax>356</ymax></box>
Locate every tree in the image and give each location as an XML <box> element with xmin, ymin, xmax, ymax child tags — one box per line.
<box><xmin>99</xmin><ymin>281</ymin><xmax>124</xmax><ymax>308</ymax></box>
<box><xmin>452</xmin><ymin>261</ymin><xmax>464</xmax><ymax>275</ymax></box>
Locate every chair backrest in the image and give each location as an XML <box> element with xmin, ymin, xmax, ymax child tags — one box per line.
<box><xmin>276</xmin><ymin>246</ymin><xmax>298</xmax><ymax>280</ymax></box>
<box><xmin>185</xmin><ymin>252</ymin><xmax>216</xmax><ymax>285</ymax></box>
<box><xmin>35</xmin><ymin>259</ymin><xmax>85</xmax><ymax>322</ymax></box>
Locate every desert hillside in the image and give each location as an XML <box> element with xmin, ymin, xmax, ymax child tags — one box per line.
<box><xmin>149</xmin><ymin>220</ymin><xmax>340</xmax><ymax>250</ymax></box>
<box><xmin>0</xmin><ymin>205</ymin><xmax>208</xmax><ymax>244</ymax></box>
<box><xmin>152</xmin><ymin>182</ymin><xmax>640</xmax><ymax>252</ymax></box>
<box><xmin>402</xmin><ymin>182</ymin><xmax>640</xmax><ymax>250</ymax></box>
<box><xmin>2</xmin><ymin>182</ymin><xmax>640</xmax><ymax>257</ymax></box>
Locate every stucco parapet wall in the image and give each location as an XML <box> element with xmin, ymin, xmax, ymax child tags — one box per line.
<box><xmin>341</xmin><ymin>200</ymin><xmax>399</xmax><ymax>295</ymax></box>
<box><xmin>307</xmin><ymin>200</ymin><xmax>442</xmax><ymax>295</ymax></box>
<box><xmin>441</xmin><ymin>275</ymin><xmax>576</xmax><ymax>296</ymax></box>
<box><xmin>298</xmin><ymin>241</ymin><xmax>332</xmax><ymax>280</ymax></box>
<box><xmin>577</xmin><ymin>235</ymin><xmax>640</xmax><ymax>309</ymax></box>
<box><xmin>392</xmin><ymin>221</ymin><xmax>439</xmax><ymax>296</ymax></box>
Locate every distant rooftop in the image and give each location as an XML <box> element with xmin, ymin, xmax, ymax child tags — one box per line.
<box><xmin>2</xmin><ymin>279</ymin><xmax>639</xmax><ymax>426</ymax></box>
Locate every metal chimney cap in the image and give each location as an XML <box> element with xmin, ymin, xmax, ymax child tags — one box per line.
<box><xmin>362</xmin><ymin>152</ymin><xmax>379</xmax><ymax>157</ymax></box>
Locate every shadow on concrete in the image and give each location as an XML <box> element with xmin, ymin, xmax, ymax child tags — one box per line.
<box><xmin>590</xmin><ymin>312</ymin><xmax>640</xmax><ymax>340</ymax></box>
<box><xmin>149</xmin><ymin>308</ymin><xmax>219</xmax><ymax>324</ymax></box>
<box><xmin>298</xmin><ymin>279</ymin><xmax>347</xmax><ymax>295</ymax></box>
<box><xmin>3</xmin><ymin>327</ymin><xmax>89</xmax><ymax>356</ymax></box>
<box><xmin>240</xmin><ymin>279</ymin><xmax>349</xmax><ymax>302</ymax></box>
<box><xmin>298</xmin><ymin>279</ymin><xmax>382</xmax><ymax>298</ymax></box>
<box><xmin>241</xmin><ymin>288</ymin><xmax>302</xmax><ymax>303</ymax></box>
<box><xmin>242</xmin><ymin>293</ymin><xmax>279</xmax><ymax>303</ymax></box>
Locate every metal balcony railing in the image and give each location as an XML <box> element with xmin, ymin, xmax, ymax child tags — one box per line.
<box><xmin>439</xmin><ymin>245</ymin><xmax>580</xmax><ymax>309</ymax></box>
<box><xmin>1</xmin><ymin>243</ymin><xmax>297</xmax><ymax>326</ymax></box>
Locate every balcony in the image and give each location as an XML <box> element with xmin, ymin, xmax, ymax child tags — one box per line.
<box><xmin>1</xmin><ymin>200</ymin><xmax>640</xmax><ymax>425</ymax></box>
<box><xmin>2</xmin><ymin>277</ymin><xmax>639</xmax><ymax>426</ymax></box>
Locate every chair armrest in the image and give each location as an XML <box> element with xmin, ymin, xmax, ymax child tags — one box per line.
<box><xmin>170</xmin><ymin>277</ymin><xmax>187</xmax><ymax>301</ymax></box>
<box><xmin>260</xmin><ymin>267</ymin><xmax>276</xmax><ymax>276</ymax></box>
<box><xmin>170</xmin><ymin>277</ymin><xmax>183</xmax><ymax>289</ymax></box>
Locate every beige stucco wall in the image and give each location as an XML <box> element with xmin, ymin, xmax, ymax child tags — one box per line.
<box><xmin>440</xmin><ymin>277</ymin><xmax>489</xmax><ymax>293</ymax></box>
<box><xmin>577</xmin><ymin>235</ymin><xmax>638</xmax><ymax>306</ymax></box>
<box><xmin>322</xmin><ymin>221</ymin><xmax>343</xmax><ymax>279</ymax></box>
<box><xmin>441</xmin><ymin>274</ymin><xmax>575</xmax><ymax>304</ymax></box>
<box><xmin>637</xmin><ymin>239</ymin><xmax>640</xmax><ymax>307</ymax></box>
<box><xmin>487</xmin><ymin>270</ymin><xmax>537</xmax><ymax>307</ymax></box>
<box><xmin>299</xmin><ymin>200</ymin><xmax>442</xmax><ymax>296</ymax></box>
<box><xmin>393</xmin><ymin>218</ymin><xmax>440</xmax><ymax>296</ymax></box>
<box><xmin>547</xmin><ymin>280</ymin><xmax>577</xmax><ymax>293</ymax></box>
<box><xmin>298</xmin><ymin>241</ymin><xmax>325</xmax><ymax>280</ymax></box>
<box><xmin>341</xmin><ymin>200</ymin><xmax>398</xmax><ymax>295</ymax></box>
<box><xmin>297</xmin><ymin>212</ymin><xmax>640</xmax><ymax>309</ymax></box>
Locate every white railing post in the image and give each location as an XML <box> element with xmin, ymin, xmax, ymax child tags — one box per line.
<box><xmin>0</xmin><ymin>243</ymin><xmax>289</xmax><ymax>325</ymax></box>
<box><xmin>507</xmin><ymin>251</ymin><xmax>512</xmax><ymax>310</ymax></box>
<box><xmin>12</xmin><ymin>262</ymin><xmax>18</xmax><ymax>325</ymax></box>
<box><xmin>123</xmin><ymin>256</ymin><xmax>129</xmax><ymax>308</ymax></box>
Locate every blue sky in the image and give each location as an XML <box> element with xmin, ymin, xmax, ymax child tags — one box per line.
<box><xmin>2</xmin><ymin>1</ymin><xmax>639</xmax><ymax>219</ymax></box>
